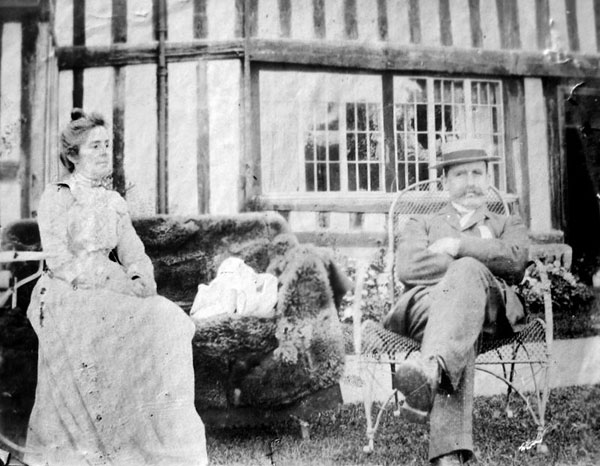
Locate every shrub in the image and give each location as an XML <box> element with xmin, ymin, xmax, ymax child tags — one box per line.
<box><xmin>338</xmin><ymin>248</ymin><xmax>598</xmax><ymax>341</ymax></box>
<box><xmin>337</xmin><ymin>247</ymin><xmax>391</xmax><ymax>324</ymax></box>
<box><xmin>515</xmin><ymin>261</ymin><xmax>596</xmax><ymax>339</ymax></box>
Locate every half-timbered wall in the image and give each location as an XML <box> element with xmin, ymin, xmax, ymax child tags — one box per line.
<box><xmin>0</xmin><ymin>2</ymin><xmax>56</xmax><ymax>231</ymax></box>
<box><xmin>4</xmin><ymin>0</ymin><xmax>600</xmax><ymax>244</ymax></box>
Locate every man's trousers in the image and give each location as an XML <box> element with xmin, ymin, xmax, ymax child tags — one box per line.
<box><xmin>384</xmin><ymin>257</ymin><xmax>512</xmax><ymax>461</ymax></box>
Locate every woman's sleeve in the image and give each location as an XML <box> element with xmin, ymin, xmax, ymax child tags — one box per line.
<box><xmin>37</xmin><ymin>185</ymin><xmax>80</xmax><ymax>283</ymax></box>
<box><xmin>114</xmin><ymin>196</ymin><xmax>157</xmax><ymax>293</ymax></box>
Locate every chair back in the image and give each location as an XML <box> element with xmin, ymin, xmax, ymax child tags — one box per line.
<box><xmin>387</xmin><ymin>178</ymin><xmax>511</xmax><ymax>305</ymax></box>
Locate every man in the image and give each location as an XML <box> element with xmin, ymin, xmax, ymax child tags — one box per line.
<box><xmin>384</xmin><ymin>139</ymin><xmax>530</xmax><ymax>465</ymax></box>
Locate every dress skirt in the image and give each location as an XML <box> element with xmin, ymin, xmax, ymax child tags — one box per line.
<box><xmin>24</xmin><ymin>274</ymin><xmax>208</xmax><ymax>466</ymax></box>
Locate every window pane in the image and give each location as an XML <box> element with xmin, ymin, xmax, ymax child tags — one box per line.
<box><xmin>305</xmin><ymin>136</ymin><xmax>314</xmax><ymax>161</ymax></box>
<box><xmin>328</xmin><ymin>102</ymin><xmax>339</xmax><ymax>130</ymax></box>
<box><xmin>346</xmin><ymin>103</ymin><xmax>355</xmax><ymax>130</ymax></box>
<box><xmin>408</xmin><ymin>163</ymin><xmax>417</xmax><ymax>186</ymax></box>
<box><xmin>416</xmin><ymin>104</ymin><xmax>427</xmax><ymax>131</ymax></box>
<box><xmin>395</xmin><ymin>104</ymin><xmax>405</xmax><ymax>131</ymax></box>
<box><xmin>397</xmin><ymin>163</ymin><xmax>406</xmax><ymax>190</ymax></box>
<box><xmin>369</xmin><ymin>134</ymin><xmax>380</xmax><ymax>161</ymax></box>
<box><xmin>316</xmin><ymin>139</ymin><xmax>327</xmax><ymax>161</ymax></box>
<box><xmin>317</xmin><ymin>163</ymin><xmax>327</xmax><ymax>191</ymax></box>
<box><xmin>348</xmin><ymin>164</ymin><xmax>357</xmax><ymax>191</ymax></box>
<box><xmin>368</xmin><ymin>103</ymin><xmax>379</xmax><ymax>131</ymax></box>
<box><xmin>417</xmin><ymin>162</ymin><xmax>429</xmax><ymax>182</ymax></box>
<box><xmin>370</xmin><ymin>166</ymin><xmax>380</xmax><ymax>191</ymax></box>
<box><xmin>358</xmin><ymin>164</ymin><xmax>368</xmax><ymax>190</ymax></box>
<box><xmin>357</xmin><ymin>134</ymin><xmax>367</xmax><ymax>160</ymax></box>
<box><xmin>357</xmin><ymin>103</ymin><xmax>367</xmax><ymax>130</ymax></box>
<box><xmin>260</xmin><ymin>70</ymin><xmax>382</xmax><ymax>194</ymax></box>
<box><xmin>347</xmin><ymin>134</ymin><xmax>356</xmax><ymax>160</ymax></box>
<box><xmin>330</xmin><ymin>163</ymin><xmax>340</xmax><ymax>191</ymax></box>
<box><xmin>396</xmin><ymin>134</ymin><xmax>405</xmax><ymax>162</ymax></box>
<box><xmin>492</xmin><ymin>107</ymin><xmax>499</xmax><ymax>132</ymax></box>
<box><xmin>455</xmin><ymin>82</ymin><xmax>464</xmax><ymax>103</ymax></box>
<box><xmin>330</xmin><ymin>141</ymin><xmax>340</xmax><ymax>161</ymax></box>
<box><xmin>481</xmin><ymin>83</ymin><xmax>489</xmax><ymax>104</ymax></box>
<box><xmin>305</xmin><ymin>163</ymin><xmax>314</xmax><ymax>191</ymax></box>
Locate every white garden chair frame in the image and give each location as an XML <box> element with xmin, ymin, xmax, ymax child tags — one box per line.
<box><xmin>354</xmin><ymin>178</ymin><xmax>554</xmax><ymax>455</ymax></box>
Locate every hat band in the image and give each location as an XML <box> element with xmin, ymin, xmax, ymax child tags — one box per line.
<box><xmin>443</xmin><ymin>149</ymin><xmax>487</xmax><ymax>162</ymax></box>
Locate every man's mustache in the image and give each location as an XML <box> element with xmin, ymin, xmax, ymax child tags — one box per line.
<box><xmin>459</xmin><ymin>188</ymin><xmax>485</xmax><ymax>196</ymax></box>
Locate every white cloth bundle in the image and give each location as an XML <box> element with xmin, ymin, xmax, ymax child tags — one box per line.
<box><xmin>190</xmin><ymin>257</ymin><xmax>278</xmax><ymax>320</ymax></box>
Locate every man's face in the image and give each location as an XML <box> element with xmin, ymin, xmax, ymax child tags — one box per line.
<box><xmin>443</xmin><ymin>160</ymin><xmax>489</xmax><ymax>210</ymax></box>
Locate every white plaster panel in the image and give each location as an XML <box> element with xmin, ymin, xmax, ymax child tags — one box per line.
<box><xmin>517</xmin><ymin>0</ymin><xmax>539</xmax><ymax>50</ymax></box>
<box><xmin>54</xmin><ymin>0</ymin><xmax>73</xmax><ymax>46</ymax></box>
<box><xmin>548</xmin><ymin>0</ymin><xmax>569</xmax><ymax>52</ymax></box>
<box><xmin>450</xmin><ymin>0</ymin><xmax>473</xmax><ymax>48</ymax></box>
<box><xmin>257</xmin><ymin>0</ymin><xmax>280</xmax><ymax>38</ymax></box>
<box><xmin>576</xmin><ymin>0</ymin><xmax>597</xmax><ymax>53</ymax></box>
<box><xmin>356</xmin><ymin>0</ymin><xmax>379</xmax><ymax>43</ymax></box>
<box><xmin>324</xmin><ymin>0</ymin><xmax>345</xmax><ymax>40</ymax></box>
<box><xmin>85</xmin><ymin>0</ymin><xmax>112</xmax><ymax>46</ymax></box>
<box><xmin>387</xmin><ymin>0</ymin><xmax>411</xmax><ymax>45</ymax></box>
<box><xmin>124</xmin><ymin>64</ymin><xmax>157</xmax><ymax>216</ymax></box>
<box><xmin>419</xmin><ymin>0</ymin><xmax>441</xmax><ymax>47</ymax></box>
<box><xmin>168</xmin><ymin>0</ymin><xmax>194</xmax><ymax>42</ymax></box>
<box><xmin>57</xmin><ymin>70</ymin><xmax>73</xmax><ymax>180</ymax></box>
<box><xmin>0</xmin><ymin>182</ymin><xmax>20</xmax><ymax>227</ymax></box>
<box><xmin>479</xmin><ymin>0</ymin><xmax>501</xmax><ymax>49</ymax></box>
<box><xmin>329</xmin><ymin>212</ymin><xmax>350</xmax><ymax>232</ymax></box>
<box><xmin>83</xmin><ymin>67</ymin><xmax>114</xmax><ymax>126</ymax></box>
<box><xmin>207</xmin><ymin>0</ymin><xmax>237</xmax><ymax>39</ymax></box>
<box><xmin>1</xmin><ymin>23</ymin><xmax>22</xmax><ymax>163</ymax></box>
<box><xmin>290</xmin><ymin>0</ymin><xmax>314</xmax><ymax>40</ymax></box>
<box><xmin>208</xmin><ymin>60</ymin><xmax>240</xmax><ymax>215</ymax></box>
<box><xmin>362</xmin><ymin>213</ymin><xmax>386</xmax><ymax>232</ymax></box>
<box><xmin>524</xmin><ymin>78</ymin><xmax>552</xmax><ymax>232</ymax></box>
<box><xmin>168</xmin><ymin>61</ymin><xmax>199</xmax><ymax>215</ymax></box>
<box><xmin>289</xmin><ymin>211</ymin><xmax>316</xmax><ymax>231</ymax></box>
<box><xmin>128</xmin><ymin>0</ymin><xmax>154</xmax><ymax>44</ymax></box>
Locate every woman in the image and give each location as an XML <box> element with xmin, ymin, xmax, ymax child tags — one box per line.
<box><xmin>24</xmin><ymin>110</ymin><xmax>208</xmax><ymax>466</ymax></box>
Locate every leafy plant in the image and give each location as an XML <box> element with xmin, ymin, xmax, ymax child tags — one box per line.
<box><xmin>337</xmin><ymin>247</ymin><xmax>391</xmax><ymax>324</ymax></box>
<box><xmin>516</xmin><ymin>261</ymin><xmax>596</xmax><ymax>339</ymax></box>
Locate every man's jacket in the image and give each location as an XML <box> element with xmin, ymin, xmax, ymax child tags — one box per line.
<box><xmin>389</xmin><ymin>203</ymin><xmax>530</xmax><ymax>335</ymax></box>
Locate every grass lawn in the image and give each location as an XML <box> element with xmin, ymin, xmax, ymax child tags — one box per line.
<box><xmin>206</xmin><ymin>384</ymin><xmax>600</xmax><ymax>466</ymax></box>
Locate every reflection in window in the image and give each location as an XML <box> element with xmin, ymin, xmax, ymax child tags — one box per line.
<box><xmin>260</xmin><ymin>71</ymin><xmax>505</xmax><ymax>195</ymax></box>
<box><xmin>393</xmin><ymin>77</ymin><xmax>504</xmax><ymax>191</ymax></box>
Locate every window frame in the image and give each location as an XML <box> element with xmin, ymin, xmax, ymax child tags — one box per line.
<box><xmin>257</xmin><ymin>66</ymin><xmax>513</xmax><ymax>210</ymax></box>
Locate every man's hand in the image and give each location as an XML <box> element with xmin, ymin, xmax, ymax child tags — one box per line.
<box><xmin>130</xmin><ymin>276</ymin><xmax>156</xmax><ymax>298</ymax></box>
<box><xmin>427</xmin><ymin>237</ymin><xmax>460</xmax><ymax>257</ymax></box>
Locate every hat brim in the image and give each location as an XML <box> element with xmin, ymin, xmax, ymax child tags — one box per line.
<box><xmin>431</xmin><ymin>155</ymin><xmax>500</xmax><ymax>169</ymax></box>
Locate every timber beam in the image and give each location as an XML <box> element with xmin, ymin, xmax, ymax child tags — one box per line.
<box><xmin>57</xmin><ymin>38</ymin><xmax>600</xmax><ymax>79</ymax></box>
<box><xmin>57</xmin><ymin>40</ymin><xmax>244</xmax><ymax>69</ymax></box>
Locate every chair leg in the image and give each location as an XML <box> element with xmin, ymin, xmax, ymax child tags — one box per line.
<box><xmin>390</xmin><ymin>363</ymin><xmax>401</xmax><ymax>416</ymax></box>
<box><xmin>361</xmin><ymin>360</ymin><xmax>377</xmax><ymax>453</ymax></box>
<box><xmin>504</xmin><ymin>362</ymin><xmax>516</xmax><ymax>418</ymax></box>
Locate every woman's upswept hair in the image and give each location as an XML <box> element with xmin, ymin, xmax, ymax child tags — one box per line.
<box><xmin>60</xmin><ymin>108</ymin><xmax>107</xmax><ymax>173</ymax></box>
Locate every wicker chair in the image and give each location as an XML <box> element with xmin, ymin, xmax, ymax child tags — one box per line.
<box><xmin>355</xmin><ymin>179</ymin><xmax>553</xmax><ymax>455</ymax></box>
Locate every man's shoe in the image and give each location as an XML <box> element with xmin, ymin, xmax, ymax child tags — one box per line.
<box><xmin>431</xmin><ymin>452</ymin><xmax>466</xmax><ymax>465</ymax></box>
<box><xmin>394</xmin><ymin>355</ymin><xmax>440</xmax><ymax>422</ymax></box>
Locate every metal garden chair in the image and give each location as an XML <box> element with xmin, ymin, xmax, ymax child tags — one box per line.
<box><xmin>355</xmin><ymin>178</ymin><xmax>554</xmax><ymax>455</ymax></box>
<box><xmin>0</xmin><ymin>251</ymin><xmax>46</xmax><ymax>310</ymax></box>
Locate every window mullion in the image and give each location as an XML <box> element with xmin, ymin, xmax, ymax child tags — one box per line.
<box><xmin>465</xmin><ymin>80</ymin><xmax>474</xmax><ymax>137</ymax></box>
<box><xmin>427</xmin><ymin>78</ymin><xmax>436</xmax><ymax>181</ymax></box>
<box><xmin>340</xmin><ymin>102</ymin><xmax>348</xmax><ymax>193</ymax></box>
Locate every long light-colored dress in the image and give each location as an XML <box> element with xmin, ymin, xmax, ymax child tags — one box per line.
<box><xmin>24</xmin><ymin>175</ymin><xmax>208</xmax><ymax>466</ymax></box>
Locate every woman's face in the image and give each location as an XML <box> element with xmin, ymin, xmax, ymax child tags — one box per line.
<box><xmin>71</xmin><ymin>126</ymin><xmax>112</xmax><ymax>178</ymax></box>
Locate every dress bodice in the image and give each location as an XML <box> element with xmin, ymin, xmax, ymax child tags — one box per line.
<box><xmin>37</xmin><ymin>176</ymin><xmax>156</xmax><ymax>293</ymax></box>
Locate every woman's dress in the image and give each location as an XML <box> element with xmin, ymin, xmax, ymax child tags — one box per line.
<box><xmin>24</xmin><ymin>176</ymin><xmax>208</xmax><ymax>466</ymax></box>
